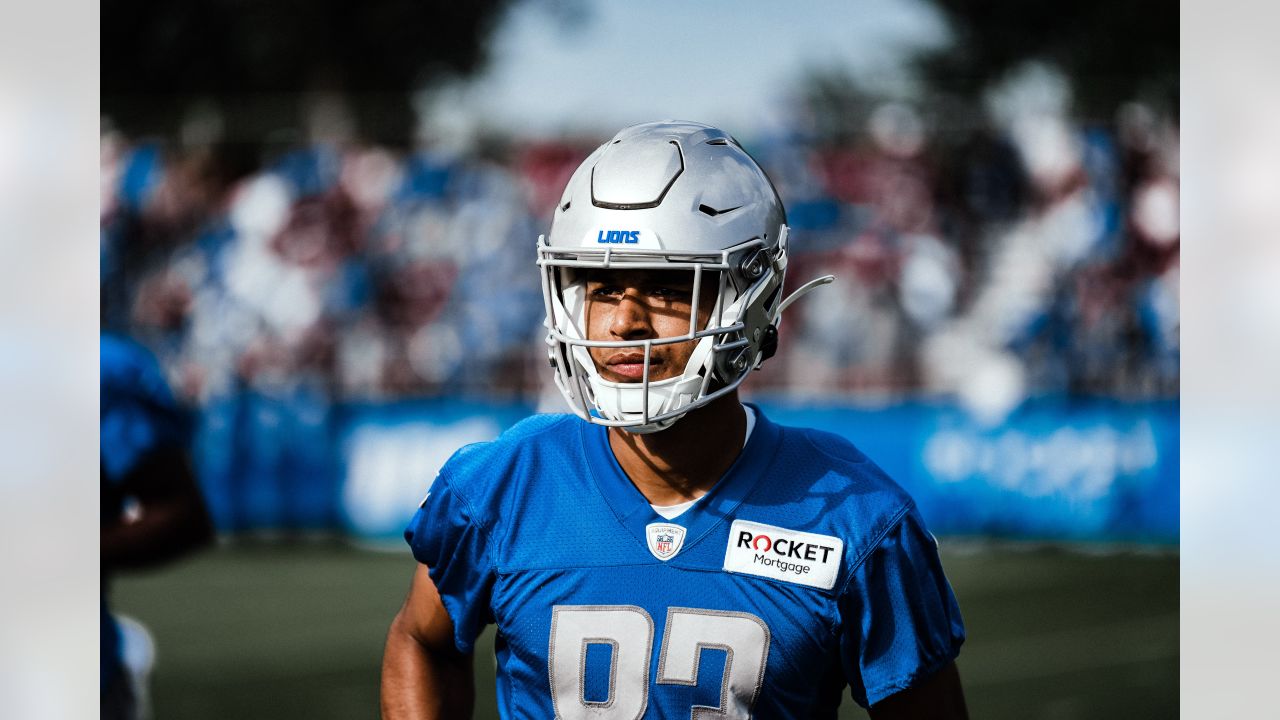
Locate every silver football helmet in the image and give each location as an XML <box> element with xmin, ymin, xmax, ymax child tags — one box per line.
<box><xmin>538</xmin><ymin>120</ymin><xmax>832</xmax><ymax>433</ymax></box>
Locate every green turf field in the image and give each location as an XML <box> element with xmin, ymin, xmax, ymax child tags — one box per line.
<box><xmin>111</xmin><ymin>541</ymin><xmax>1177</xmax><ymax>719</ymax></box>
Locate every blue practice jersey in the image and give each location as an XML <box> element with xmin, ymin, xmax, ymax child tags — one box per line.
<box><xmin>405</xmin><ymin>407</ymin><xmax>964</xmax><ymax>718</ymax></box>
<box><xmin>101</xmin><ymin>333</ymin><xmax>189</xmax><ymax>488</ymax></box>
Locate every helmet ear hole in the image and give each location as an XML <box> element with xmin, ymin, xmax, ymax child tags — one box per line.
<box><xmin>760</xmin><ymin>324</ymin><xmax>779</xmax><ymax>362</ymax></box>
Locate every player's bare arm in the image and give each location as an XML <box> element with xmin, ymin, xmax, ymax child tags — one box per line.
<box><xmin>869</xmin><ymin>661</ymin><xmax>969</xmax><ymax>720</ymax></box>
<box><xmin>381</xmin><ymin>564</ymin><xmax>475</xmax><ymax>720</ymax></box>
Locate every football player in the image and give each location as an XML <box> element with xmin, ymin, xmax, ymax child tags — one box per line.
<box><xmin>382</xmin><ymin>121</ymin><xmax>967</xmax><ymax>719</ymax></box>
<box><xmin>102</xmin><ymin>333</ymin><xmax>215</xmax><ymax>719</ymax></box>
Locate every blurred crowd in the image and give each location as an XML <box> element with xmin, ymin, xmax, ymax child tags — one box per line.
<box><xmin>101</xmin><ymin>70</ymin><xmax>1179</xmax><ymax>428</ymax></box>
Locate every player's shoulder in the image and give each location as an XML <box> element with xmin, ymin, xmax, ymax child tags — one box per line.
<box><xmin>436</xmin><ymin>412</ymin><xmax>581</xmax><ymax>500</ymax></box>
<box><xmin>101</xmin><ymin>333</ymin><xmax>160</xmax><ymax>387</ymax></box>
<box><xmin>761</xmin><ymin>417</ymin><xmax>918</xmax><ymax>562</ymax></box>
<box><xmin>445</xmin><ymin>412</ymin><xmax>579</xmax><ymax>466</ymax></box>
<box><xmin>100</xmin><ymin>332</ymin><xmax>180</xmax><ymax>412</ymax></box>
<box><xmin>776</xmin><ymin>421</ymin><xmax>913</xmax><ymax>505</ymax></box>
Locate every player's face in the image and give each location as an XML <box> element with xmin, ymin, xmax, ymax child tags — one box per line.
<box><xmin>583</xmin><ymin>269</ymin><xmax>717</xmax><ymax>383</ymax></box>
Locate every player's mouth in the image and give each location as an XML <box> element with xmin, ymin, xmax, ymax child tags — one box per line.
<box><xmin>605</xmin><ymin>352</ymin><xmax>662</xmax><ymax>381</ymax></box>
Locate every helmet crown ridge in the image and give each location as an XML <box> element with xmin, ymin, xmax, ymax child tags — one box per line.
<box><xmin>591</xmin><ymin>138</ymin><xmax>683</xmax><ymax>208</ymax></box>
<box><xmin>548</xmin><ymin>120</ymin><xmax>785</xmax><ymax>254</ymax></box>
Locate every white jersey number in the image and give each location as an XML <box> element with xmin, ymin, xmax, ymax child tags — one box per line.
<box><xmin>549</xmin><ymin>605</ymin><xmax>771</xmax><ymax>720</ymax></box>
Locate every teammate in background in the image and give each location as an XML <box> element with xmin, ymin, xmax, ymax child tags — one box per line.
<box><xmin>382</xmin><ymin>121</ymin><xmax>967</xmax><ymax>718</ymax></box>
<box><xmin>102</xmin><ymin>333</ymin><xmax>215</xmax><ymax>720</ymax></box>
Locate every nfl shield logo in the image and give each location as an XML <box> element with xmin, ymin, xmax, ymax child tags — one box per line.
<box><xmin>645</xmin><ymin>523</ymin><xmax>686</xmax><ymax>561</ymax></box>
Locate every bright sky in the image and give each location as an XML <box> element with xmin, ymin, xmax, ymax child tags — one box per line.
<box><xmin>423</xmin><ymin>0</ymin><xmax>950</xmax><ymax>141</ymax></box>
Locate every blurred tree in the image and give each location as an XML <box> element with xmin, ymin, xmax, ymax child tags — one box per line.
<box><xmin>917</xmin><ymin>0</ymin><xmax>1178</xmax><ymax>118</ymax></box>
<box><xmin>103</xmin><ymin>0</ymin><xmax>516</xmax><ymax>176</ymax></box>
<box><xmin>796</xmin><ymin>68</ymin><xmax>882</xmax><ymax>147</ymax></box>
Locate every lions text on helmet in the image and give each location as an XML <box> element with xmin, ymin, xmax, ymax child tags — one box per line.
<box><xmin>538</xmin><ymin>120</ymin><xmax>833</xmax><ymax>433</ymax></box>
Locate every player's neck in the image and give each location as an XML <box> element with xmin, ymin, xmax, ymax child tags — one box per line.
<box><xmin>607</xmin><ymin>392</ymin><xmax>747</xmax><ymax>507</ymax></box>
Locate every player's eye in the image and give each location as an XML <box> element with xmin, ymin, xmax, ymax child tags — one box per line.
<box><xmin>648</xmin><ymin>286</ymin><xmax>691</xmax><ymax>301</ymax></box>
<box><xmin>589</xmin><ymin>284</ymin><xmax>623</xmax><ymax>298</ymax></box>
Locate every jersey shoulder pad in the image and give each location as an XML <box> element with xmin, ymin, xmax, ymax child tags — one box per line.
<box><xmin>792</xmin><ymin>425</ymin><xmax>910</xmax><ymax>499</ymax></box>
<box><xmin>437</xmin><ymin>413</ymin><xmax>579</xmax><ymax>509</ymax></box>
<box><xmin>775</xmin><ymin>424</ymin><xmax>918</xmax><ymax>565</ymax></box>
<box><xmin>100</xmin><ymin>333</ymin><xmax>176</xmax><ymax>405</ymax></box>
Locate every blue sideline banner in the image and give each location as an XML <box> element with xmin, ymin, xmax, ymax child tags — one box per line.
<box><xmin>194</xmin><ymin>388</ymin><xmax>339</xmax><ymax>532</ymax></box>
<box><xmin>757</xmin><ymin>397</ymin><xmax>1178</xmax><ymax>543</ymax></box>
<box><xmin>330</xmin><ymin>396</ymin><xmax>1178</xmax><ymax>544</ymax></box>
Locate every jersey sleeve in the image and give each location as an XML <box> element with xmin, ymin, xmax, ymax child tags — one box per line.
<box><xmin>403</xmin><ymin>473</ymin><xmax>497</xmax><ymax>654</ymax></box>
<box><xmin>838</xmin><ymin>505</ymin><xmax>965</xmax><ymax>708</ymax></box>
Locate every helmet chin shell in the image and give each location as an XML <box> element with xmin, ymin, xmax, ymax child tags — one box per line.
<box><xmin>539</xmin><ymin>120</ymin><xmax>790</xmax><ymax>432</ymax></box>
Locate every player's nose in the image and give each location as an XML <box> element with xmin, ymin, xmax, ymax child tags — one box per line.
<box><xmin>609</xmin><ymin>290</ymin><xmax>654</xmax><ymax>340</ymax></box>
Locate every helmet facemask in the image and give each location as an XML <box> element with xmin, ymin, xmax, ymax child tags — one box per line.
<box><xmin>539</xmin><ymin>235</ymin><xmax>787</xmax><ymax>433</ymax></box>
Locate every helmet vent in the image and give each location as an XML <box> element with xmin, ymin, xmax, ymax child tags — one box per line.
<box><xmin>698</xmin><ymin>203</ymin><xmax>742</xmax><ymax>217</ymax></box>
<box><xmin>706</xmin><ymin>138</ymin><xmax>729</xmax><ymax>145</ymax></box>
<box><xmin>560</xmin><ymin>200</ymin><xmax>571</xmax><ymax>211</ymax></box>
